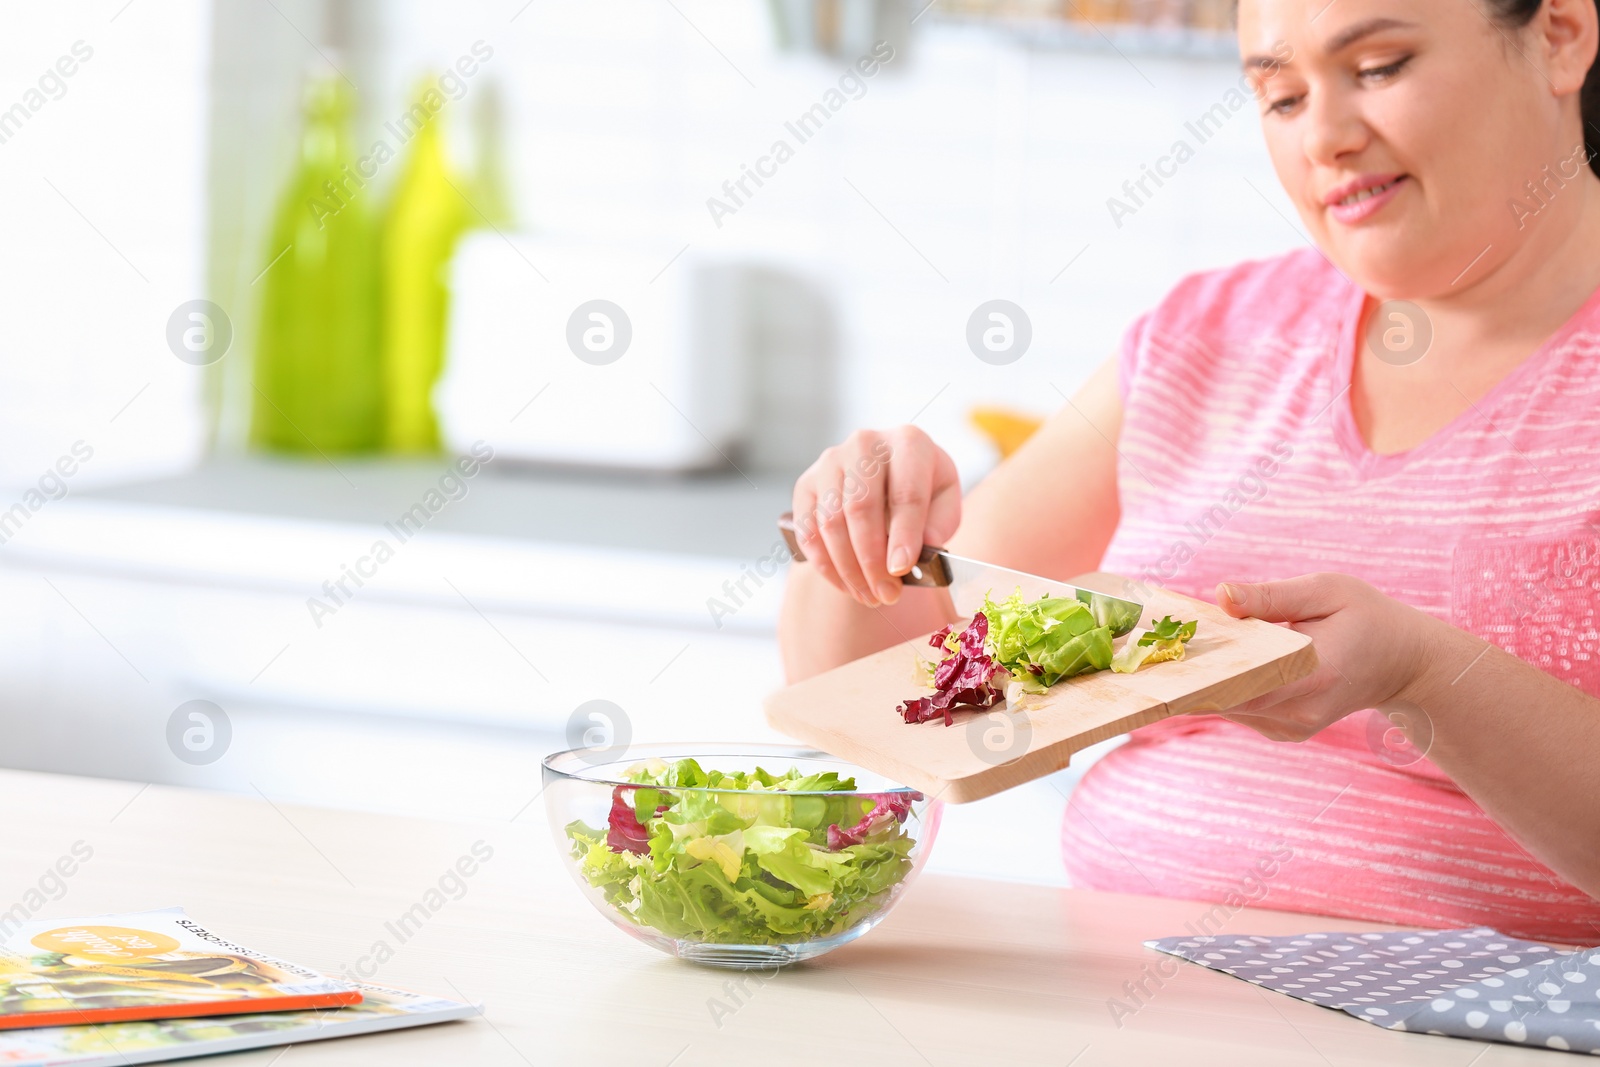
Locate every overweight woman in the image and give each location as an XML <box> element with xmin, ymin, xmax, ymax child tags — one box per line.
<box><xmin>779</xmin><ymin>0</ymin><xmax>1600</xmax><ymax>943</ymax></box>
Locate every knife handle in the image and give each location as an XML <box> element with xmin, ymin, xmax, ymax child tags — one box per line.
<box><xmin>777</xmin><ymin>512</ymin><xmax>951</xmax><ymax>586</ymax></box>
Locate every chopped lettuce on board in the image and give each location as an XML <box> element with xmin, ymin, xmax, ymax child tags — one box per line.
<box><xmin>900</xmin><ymin>590</ymin><xmax>1115</xmax><ymax>723</ymax></box>
<box><xmin>1110</xmin><ymin>615</ymin><xmax>1198</xmax><ymax>674</ymax></box>
<box><xmin>898</xmin><ymin>590</ymin><xmax>1199</xmax><ymax>724</ymax></box>
<box><xmin>565</xmin><ymin>758</ymin><xmax>920</xmax><ymax>945</ymax></box>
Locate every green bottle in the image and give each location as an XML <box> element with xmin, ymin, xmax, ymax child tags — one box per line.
<box><xmin>251</xmin><ymin>72</ymin><xmax>383</xmax><ymax>455</ymax></box>
<box><xmin>379</xmin><ymin>81</ymin><xmax>471</xmax><ymax>453</ymax></box>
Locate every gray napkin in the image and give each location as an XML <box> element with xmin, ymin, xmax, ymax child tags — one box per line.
<box><xmin>1146</xmin><ymin>926</ymin><xmax>1600</xmax><ymax>1054</ymax></box>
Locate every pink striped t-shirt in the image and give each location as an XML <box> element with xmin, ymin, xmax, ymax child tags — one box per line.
<box><xmin>1063</xmin><ymin>247</ymin><xmax>1600</xmax><ymax>944</ymax></box>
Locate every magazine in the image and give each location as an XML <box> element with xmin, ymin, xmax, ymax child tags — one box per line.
<box><xmin>0</xmin><ymin>908</ymin><xmax>360</xmax><ymax>1029</ymax></box>
<box><xmin>0</xmin><ymin>983</ymin><xmax>477</xmax><ymax>1066</ymax></box>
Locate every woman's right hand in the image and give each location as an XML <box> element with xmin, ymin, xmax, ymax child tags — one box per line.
<box><xmin>789</xmin><ymin>426</ymin><xmax>962</xmax><ymax>608</ymax></box>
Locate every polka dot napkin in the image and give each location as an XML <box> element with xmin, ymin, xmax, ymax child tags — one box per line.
<box><xmin>1146</xmin><ymin>927</ymin><xmax>1600</xmax><ymax>1054</ymax></box>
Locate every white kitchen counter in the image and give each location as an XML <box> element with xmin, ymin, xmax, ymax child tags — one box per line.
<box><xmin>0</xmin><ymin>455</ymin><xmax>790</xmax><ymax>781</ymax></box>
<box><xmin>80</xmin><ymin>455</ymin><xmax>796</xmax><ymax>563</ymax></box>
<box><xmin>24</xmin><ymin>456</ymin><xmax>795</xmax><ymax>633</ymax></box>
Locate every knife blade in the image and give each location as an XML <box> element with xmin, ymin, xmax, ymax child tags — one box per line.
<box><xmin>777</xmin><ymin>512</ymin><xmax>1144</xmax><ymax>637</ymax></box>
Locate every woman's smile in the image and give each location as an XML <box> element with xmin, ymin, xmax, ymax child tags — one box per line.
<box><xmin>1323</xmin><ymin>172</ymin><xmax>1410</xmax><ymax>224</ymax></box>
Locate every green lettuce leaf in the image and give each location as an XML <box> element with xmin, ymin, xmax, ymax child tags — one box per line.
<box><xmin>1111</xmin><ymin>615</ymin><xmax>1198</xmax><ymax>673</ymax></box>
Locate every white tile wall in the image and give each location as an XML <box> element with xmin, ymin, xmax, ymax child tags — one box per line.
<box><xmin>0</xmin><ymin>1</ymin><xmax>212</xmax><ymax>488</ymax></box>
<box><xmin>195</xmin><ymin>3</ymin><xmax>1309</xmax><ymax>479</ymax></box>
<box><xmin>0</xmin><ymin>2</ymin><xmax>1309</xmax><ymax>487</ymax></box>
<box><xmin>354</xmin><ymin>3</ymin><xmax>1307</xmax><ymax>482</ymax></box>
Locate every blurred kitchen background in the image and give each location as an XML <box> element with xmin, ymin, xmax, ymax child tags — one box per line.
<box><xmin>0</xmin><ymin>0</ymin><xmax>1298</xmax><ymax>884</ymax></box>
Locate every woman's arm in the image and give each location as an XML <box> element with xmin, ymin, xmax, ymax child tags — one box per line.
<box><xmin>1216</xmin><ymin>575</ymin><xmax>1600</xmax><ymax>900</ymax></box>
<box><xmin>778</xmin><ymin>357</ymin><xmax>1125</xmax><ymax>682</ymax></box>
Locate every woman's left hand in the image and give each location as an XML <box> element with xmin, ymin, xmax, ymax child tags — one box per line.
<box><xmin>1211</xmin><ymin>573</ymin><xmax>1435</xmax><ymax>741</ymax></box>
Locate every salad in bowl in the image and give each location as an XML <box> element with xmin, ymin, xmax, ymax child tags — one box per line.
<box><xmin>543</xmin><ymin>743</ymin><xmax>941</xmax><ymax>968</ymax></box>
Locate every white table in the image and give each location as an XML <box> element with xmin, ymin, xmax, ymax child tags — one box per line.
<box><xmin>0</xmin><ymin>768</ymin><xmax>1557</xmax><ymax>1065</ymax></box>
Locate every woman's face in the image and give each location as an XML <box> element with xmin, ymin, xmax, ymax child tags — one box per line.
<box><xmin>1238</xmin><ymin>0</ymin><xmax>1592</xmax><ymax>299</ymax></box>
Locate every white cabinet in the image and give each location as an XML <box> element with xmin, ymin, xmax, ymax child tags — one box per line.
<box><xmin>0</xmin><ymin>462</ymin><xmax>789</xmax><ymax>819</ymax></box>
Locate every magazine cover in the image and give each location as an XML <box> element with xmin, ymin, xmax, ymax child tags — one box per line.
<box><xmin>0</xmin><ymin>908</ymin><xmax>361</xmax><ymax>1030</ymax></box>
<box><xmin>0</xmin><ymin>983</ymin><xmax>477</xmax><ymax>1067</ymax></box>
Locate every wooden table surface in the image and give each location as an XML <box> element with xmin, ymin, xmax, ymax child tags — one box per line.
<box><xmin>0</xmin><ymin>769</ymin><xmax>1555</xmax><ymax>1066</ymax></box>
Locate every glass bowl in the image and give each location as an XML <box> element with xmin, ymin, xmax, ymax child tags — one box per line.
<box><xmin>542</xmin><ymin>743</ymin><xmax>942</xmax><ymax>968</ymax></box>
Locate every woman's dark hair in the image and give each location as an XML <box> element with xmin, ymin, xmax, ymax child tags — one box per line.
<box><xmin>1479</xmin><ymin>0</ymin><xmax>1600</xmax><ymax>176</ymax></box>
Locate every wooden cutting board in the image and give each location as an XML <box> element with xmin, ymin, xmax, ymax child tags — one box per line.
<box><xmin>762</xmin><ymin>572</ymin><xmax>1318</xmax><ymax>803</ymax></box>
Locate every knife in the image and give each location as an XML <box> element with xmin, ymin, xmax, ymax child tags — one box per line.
<box><xmin>776</xmin><ymin>511</ymin><xmax>1144</xmax><ymax>637</ymax></box>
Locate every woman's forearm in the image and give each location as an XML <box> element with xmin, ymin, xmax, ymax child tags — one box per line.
<box><xmin>1398</xmin><ymin>616</ymin><xmax>1600</xmax><ymax>899</ymax></box>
